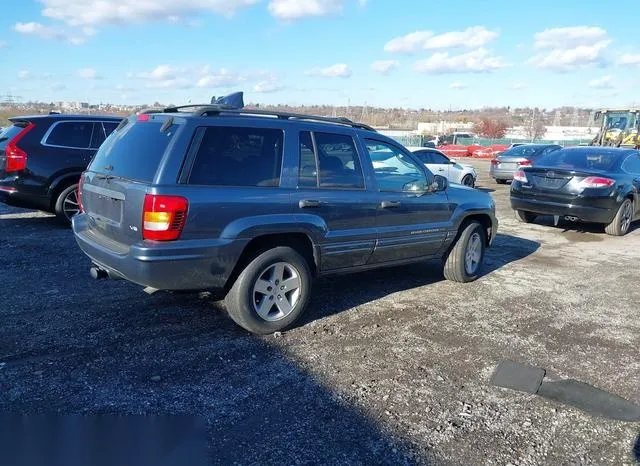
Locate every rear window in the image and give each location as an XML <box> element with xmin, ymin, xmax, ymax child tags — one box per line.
<box><xmin>188</xmin><ymin>126</ymin><xmax>283</xmax><ymax>187</ymax></box>
<box><xmin>0</xmin><ymin>124</ymin><xmax>26</xmax><ymax>148</ymax></box>
<box><xmin>536</xmin><ymin>149</ymin><xmax>621</xmax><ymax>171</ymax></box>
<box><xmin>88</xmin><ymin>118</ymin><xmax>179</xmax><ymax>182</ymax></box>
<box><xmin>504</xmin><ymin>145</ymin><xmax>550</xmax><ymax>157</ymax></box>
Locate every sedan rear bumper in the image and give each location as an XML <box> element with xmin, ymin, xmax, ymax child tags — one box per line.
<box><xmin>510</xmin><ymin>194</ymin><xmax>617</xmax><ymax>224</ymax></box>
<box><xmin>489</xmin><ymin>167</ymin><xmax>516</xmax><ymax>180</ymax></box>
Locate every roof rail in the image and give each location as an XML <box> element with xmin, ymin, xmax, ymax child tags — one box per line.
<box><xmin>193</xmin><ymin>107</ymin><xmax>377</xmax><ymax>132</ymax></box>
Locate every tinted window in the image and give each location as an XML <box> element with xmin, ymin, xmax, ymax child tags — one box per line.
<box><xmin>0</xmin><ymin>124</ymin><xmax>26</xmax><ymax>149</ymax></box>
<box><xmin>536</xmin><ymin>149</ymin><xmax>621</xmax><ymax>171</ymax></box>
<box><xmin>45</xmin><ymin>121</ymin><xmax>93</xmax><ymax>148</ymax></box>
<box><xmin>430</xmin><ymin>152</ymin><xmax>450</xmax><ymax>164</ymax></box>
<box><xmin>311</xmin><ymin>132</ymin><xmax>364</xmax><ymax>189</ymax></box>
<box><xmin>88</xmin><ymin>118</ymin><xmax>179</xmax><ymax>182</ymax></box>
<box><xmin>412</xmin><ymin>151</ymin><xmax>433</xmax><ymax>164</ymax></box>
<box><xmin>189</xmin><ymin>126</ymin><xmax>283</xmax><ymax>187</ymax></box>
<box><xmin>298</xmin><ymin>132</ymin><xmax>318</xmax><ymax>188</ymax></box>
<box><xmin>539</xmin><ymin>146</ymin><xmax>561</xmax><ymax>156</ymax></box>
<box><xmin>622</xmin><ymin>154</ymin><xmax>640</xmax><ymax>175</ymax></box>
<box><xmin>90</xmin><ymin>121</ymin><xmax>120</xmax><ymax>149</ymax></box>
<box><xmin>365</xmin><ymin>140</ymin><xmax>427</xmax><ymax>192</ymax></box>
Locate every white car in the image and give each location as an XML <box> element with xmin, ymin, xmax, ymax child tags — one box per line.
<box><xmin>406</xmin><ymin>146</ymin><xmax>477</xmax><ymax>187</ymax></box>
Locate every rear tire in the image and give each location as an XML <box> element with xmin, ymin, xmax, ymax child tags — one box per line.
<box><xmin>604</xmin><ymin>199</ymin><xmax>633</xmax><ymax>236</ymax></box>
<box><xmin>462</xmin><ymin>174</ymin><xmax>475</xmax><ymax>188</ymax></box>
<box><xmin>225</xmin><ymin>246</ymin><xmax>312</xmax><ymax>335</ymax></box>
<box><xmin>54</xmin><ymin>184</ymin><xmax>80</xmax><ymax>226</ymax></box>
<box><xmin>496</xmin><ymin>179</ymin><xmax>507</xmax><ymax>185</ymax></box>
<box><xmin>515</xmin><ymin>209</ymin><xmax>537</xmax><ymax>224</ymax></box>
<box><xmin>443</xmin><ymin>221</ymin><xmax>486</xmax><ymax>283</ymax></box>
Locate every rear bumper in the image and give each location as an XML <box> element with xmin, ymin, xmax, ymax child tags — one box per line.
<box><xmin>489</xmin><ymin>167</ymin><xmax>515</xmax><ymax>180</ymax></box>
<box><xmin>0</xmin><ymin>180</ymin><xmax>50</xmax><ymax>211</ymax></box>
<box><xmin>510</xmin><ymin>193</ymin><xmax>617</xmax><ymax>224</ymax></box>
<box><xmin>72</xmin><ymin>213</ymin><xmax>248</xmax><ymax>291</ymax></box>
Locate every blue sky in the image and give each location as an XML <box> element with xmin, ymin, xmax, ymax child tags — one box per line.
<box><xmin>0</xmin><ymin>0</ymin><xmax>638</xmax><ymax>109</ymax></box>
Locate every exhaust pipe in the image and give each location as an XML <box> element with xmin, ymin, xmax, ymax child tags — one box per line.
<box><xmin>564</xmin><ymin>216</ymin><xmax>579</xmax><ymax>222</ymax></box>
<box><xmin>90</xmin><ymin>266</ymin><xmax>109</xmax><ymax>280</ymax></box>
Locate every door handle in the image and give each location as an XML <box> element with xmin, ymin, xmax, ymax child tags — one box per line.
<box><xmin>438</xmin><ymin>168</ymin><xmax>445</xmax><ymax>172</ymax></box>
<box><xmin>380</xmin><ymin>200</ymin><xmax>401</xmax><ymax>209</ymax></box>
<box><xmin>299</xmin><ymin>199</ymin><xmax>321</xmax><ymax>208</ymax></box>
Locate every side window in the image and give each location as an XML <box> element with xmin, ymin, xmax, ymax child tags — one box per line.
<box><xmin>622</xmin><ymin>154</ymin><xmax>640</xmax><ymax>175</ymax></box>
<box><xmin>45</xmin><ymin>122</ymin><xmax>92</xmax><ymax>149</ymax></box>
<box><xmin>189</xmin><ymin>126</ymin><xmax>284</xmax><ymax>187</ymax></box>
<box><xmin>540</xmin><ymin>146</ymin><xmax>561</xmax><ymax>156</ymax></box>
<box><xmin>90</xmin><ymin>122</ymin><xmax>119</xmax><ymax>149</ymax></box>
<box><xmin>412</xmin><ymin>151</ymin><xmax>432</xmax><ymax>164</ymax></box>
<box><xmin>365</xmin><ymin>139</ymin><xmax>428</xmax><ymax>192</ymax></box>
<box><xmin>430</xmin><ymin>152</ymin><xmax>450</xmax><ymax>164</ymax></box>
<box><xmin>298</xmin><ymin>132</ymin><xmax>318</xmax><ymax>188</ymax></box>
<box><xmin>306</xmin><ymin>132</ymin><xmax>365</xmax><ymax>189</ymax></box>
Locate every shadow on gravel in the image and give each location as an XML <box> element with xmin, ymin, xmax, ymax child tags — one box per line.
<box><xmin>0</xmin><ymin>286</ymin><xmax>421</xmax><ymax>464</ymax></box>
<box><xmin>475</xmin><ymin>187</ymin><xmax>496</xmax><ymax>193</ymax></box>
<box><xmin>634</xmin><ymin>433</ymin><xmax>640</xmax><ymax>462</ymax></box>
<box><xmin>534</xmin><ymin>215</ymin><xmax>640</xmax><ymax>236</ymax></box>
<box><xmin>482</xmin><ymin>233</ymin><xmax>540</xmax><ymax>274</ymax></box>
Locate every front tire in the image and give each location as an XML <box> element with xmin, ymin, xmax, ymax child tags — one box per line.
<box><xmin>496</xmin><ymin>179</ymin><xmax>507</xmax><ymax>185</ymax></box>
<box><xmin>515</xmin><ymin>209</ymin><xmax>537</xmax><ymax>224</ymax></box>
<box><xmin>54</xmin><ymin>184</ymin><xmax>80</xmax><ymax>226</ymax></box>
<box><xmin>443</xmin><ymin>221</ymin><xmax>486</xmax><ymax>283</ymax></box>
<box><xmin>225</xmin><ymin>246</ymin><xmax>312</xmax><ymax>334</ymax></box>
<box><xmin>605</xmin><ymin>199</ymin><xmax>633</xmax><ymax>236</ymax></box>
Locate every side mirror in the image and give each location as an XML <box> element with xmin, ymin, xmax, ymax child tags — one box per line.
<box><xmin>449</xmin><ymin>158</ymin><xmax>458</xmax><ymax>164</ymax></box>
<box><xmin>429</xmin><ymin>175</ymin><xmax>448</xmax><ymax>192</ymax></box>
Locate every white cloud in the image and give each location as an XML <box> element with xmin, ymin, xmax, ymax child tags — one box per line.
<box><xmin>529</xmin><ymin>26</ymin><xmax>611</xmax><ymax>71</ymax></box>
<box><xmin>415</xmin><ymin>48</ymin><xmax>507</xmax><ymax>74</ymax></box>
<box><xmin>449</xmin><ymin>81</ymin><xmax>467</xmax><ymax>89</ymax></box>
<box><xmin>384</xmin><ymin>26</ymin><xmax>498</xmax><ymax>53</ymax></box>
<box><xmin>508</xmin><ymin>82</ymin><xmax>525</xmax><ymax>90</ymax></box>
<box><xmin>371</xmin><ymin>60</ymin><xmax>398</xmax><ymax>74</ymax></box>
<box><xmin>136</xmin><ymin>65</ymin><xmax>182</xmax><ymax>80</ymax></box>
<box><xmin>196</xmin><ymin>68</ymin><xmax>246</xmax><ymax>88</ymax></box>
<box><xmin>145</xmin><ymin>78</ymin><xmax>193</xmax><ymax>89</ymax></box>
<box><xmin>13</xmin><ymin>21</ymin><xmax>88</xmax><ymax>44</ymax></box>
<box><xmin>253</xmin><ymin>80</ymin><xmax>284</xmax><ymax>93</ymax></box>
<box><xmin>18</xmin><ymin>70</ymin><xmax>31</xmax><ymax>79</ymax></box>
<box><xmin>77</xmin><ymin>68</ymin><xmax>100</xmax><ymax>79</ymax></box>
<box><xmin>49</xmin><ymin>83</ymin><xmax>66</xmax><ymax>91</ymax></box>
<box><xmin>533</xmin><ymin>26</ymin><xmax>607</xmax><ymax>49</ymax></box>
<box><xmin>0</xmin><ymin>41</ymin><xmax>7</xmax><ymax>48</ymax></box>
<box><xmin>618</xmin><ymin>53</ymin><xmax>640</xmax><ymax>67</ymax></box>
<box><xmin>268</xmin><ymin>0</ymin><xmax>343</xmax><ymax>20</ymax></box>
<box><xmin>39</xmin><ymin>0</ymin><xmax>260</xmax><ymax>26</ymax></box>
<box><xmin>306</xmin><ymin>63</ymin><xmax>352</xmax><ymax>78</ymax></box>
<box><xmin>588</xmin><ymin>75</ymin><xmax>614</xmax><ymax>89</ymax></box>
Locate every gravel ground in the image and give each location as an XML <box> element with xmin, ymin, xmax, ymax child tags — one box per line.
<box><xmin>0</xmin><ymin>159</ymin><xmax>639</xmax><ymax>465</ymax></box>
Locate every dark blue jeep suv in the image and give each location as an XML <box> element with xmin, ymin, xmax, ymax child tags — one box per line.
<box><xmin>72</xmin><ymin>94</ymin><xmax>497</xmax><ymax>334</ymax></box>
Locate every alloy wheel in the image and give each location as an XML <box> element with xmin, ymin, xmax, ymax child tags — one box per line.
<box><xmin>464</xmin><ymin>232</ymin><xmax>482</xmax><ymax>275</ymax></box>
<box><xmin>63</xmin><ymin>189</ymin><xmax>80</xmax><ymax>221</ymax></box>
<box><xmin>252</xmin><ymin>262</ymin><xmax>302</xmax><ymax>322</ymax></box>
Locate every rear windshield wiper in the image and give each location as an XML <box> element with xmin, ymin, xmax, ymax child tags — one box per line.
<box><xmin>95</xmin><ymin>173</ymin><xmax>115</xmax><ymax>181</ymax></box>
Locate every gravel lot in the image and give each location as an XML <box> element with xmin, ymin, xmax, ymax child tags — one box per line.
<box><xmin>1</xmin><ymin>159</ymin><xmax>639</xmax><ymax>465</ymax></box>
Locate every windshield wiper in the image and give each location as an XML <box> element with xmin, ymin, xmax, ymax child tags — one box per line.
<box><xmin>95</xmin><ymin>174</ymin><xmax>115</xmax><ymax>181</ymax></box>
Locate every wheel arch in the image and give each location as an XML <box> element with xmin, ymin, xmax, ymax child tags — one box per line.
<box><xmin>48</xmin><ymin>172</ymin><xmax>82</xmax><ymax>209</ymax></box>
<box><xmin>224</xmin><ymin>232</ymin><xmax>318</xmax><ymax>292</ymax></box>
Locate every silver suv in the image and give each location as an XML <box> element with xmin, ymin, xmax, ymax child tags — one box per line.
<box><xmin>73</xmin><ymin>94</ymin><xmax>498</xmax><ymax>334</ymax></box>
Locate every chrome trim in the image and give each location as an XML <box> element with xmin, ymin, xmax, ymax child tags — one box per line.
<box><xmin>40</xmin><ymin>120</ymin><xmax>116</xmax><ymax>150</ymax></box>
<box><xmin>83</xmin><ymin>183</ymin><xmax>126</xmax><ymax>200</ymax></box>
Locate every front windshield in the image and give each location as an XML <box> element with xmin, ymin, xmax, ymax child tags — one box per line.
<box><xmin>606</xmin><ymin>114</ymin><xmax>630</xmax><ymax>130</ymax></box>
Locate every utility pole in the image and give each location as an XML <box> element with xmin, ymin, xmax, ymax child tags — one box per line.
<box><xmin>530</xmin><ymin>108</ymin><xmax>536</xmax><ymax>142</ymax></box>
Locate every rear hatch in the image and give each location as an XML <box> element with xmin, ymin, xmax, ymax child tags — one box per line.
<box><xmin>80</xmin><ymin>114</ymin><xmax>182</xmax><ymax>249</ymax></box>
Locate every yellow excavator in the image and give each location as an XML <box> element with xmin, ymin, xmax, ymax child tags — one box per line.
<box><xmin>590</xmin><ymin>109</ymin><xmax>640</xmax><ymax>148</ymax></box>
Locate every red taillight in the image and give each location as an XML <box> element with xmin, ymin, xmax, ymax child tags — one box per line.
<box><xmin>142</xmin><ymin>194</ymin><xmax>188</xmax><ymax>241</ymax></box>
<box><xmin>137</xmin><ymin>113</ymin><xmax>151</xmax><ymax>122</ymax></box>
<box><xmin>490</xmin><ymin>159</ymin><xmax>499</xmax><ymax>165</ymax></box>
<box><xmin>517</xmin><ymin>159</ymin><xmax>532</xmax><ymax>166</ymax></box>
<box><xmin>578</xmin><ymin>176</ymin><xmax>615</xmax><ymax>189</ymax></box>
<box><xmin>78</xmin><ymin>175</ymin><xmax>85</xmax><ymax>213</ymax></box>
<box><xmin>513</xmin><ymin>170</ymin><xmax>528</xmax><ymax>183</ymax></box>
<box><xmin>5</xmin><ymin>123</ymin><xmax>35</xmax><ymax>172</ymax></box>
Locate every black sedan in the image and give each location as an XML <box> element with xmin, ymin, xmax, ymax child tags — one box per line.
<box><xmin>510</xmin><ymin>147</ymin><xmax>640</xmax><ymax>236</ymax></box>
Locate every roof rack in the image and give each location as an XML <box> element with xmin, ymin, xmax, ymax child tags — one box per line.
<box><xmin>139</xmin><ymin>91</ymin><xmax>376</xmax><ymax>132</ymax></box>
